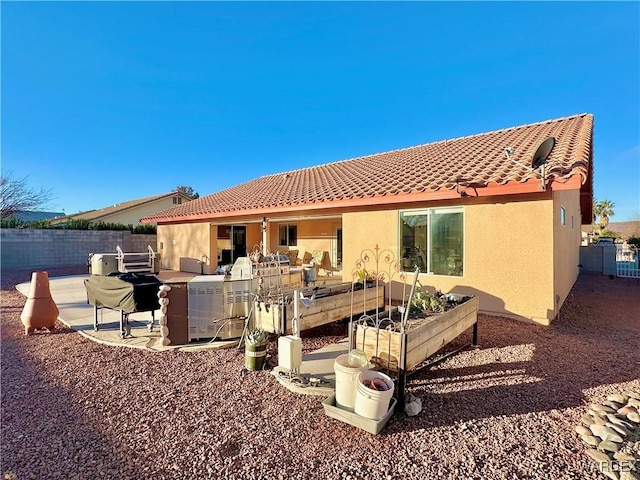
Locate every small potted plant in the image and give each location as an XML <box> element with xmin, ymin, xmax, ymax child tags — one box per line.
<box><xmin>245</xmin><ymin>329</ymin><xmax>269</xmax><ymax>371</ymax></box>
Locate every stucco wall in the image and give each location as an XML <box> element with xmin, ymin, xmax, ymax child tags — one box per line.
<box><xmin>552</xmin><ymin>189</ymin><xmax>582</xmax><ymax>316</ymax></box>
<box><xmin>158</xmin><ymin>220</ymin><xmax>340</xmax><ymax>272</ymax></box>
<box><xmin>246</xmin><ymin>224</ymin><xmax>262</xmax><ymax>254</ymax></box>
<box><xmin>343</xmin><ymin>210</ymin><xmax>399</xmax><ymax>279</ymax></box>
<box><xmin>343</xmin><ymin>195</ymin><xmax>558</xmax><ymax>324</ymax></box>
<box><xmin>157</xmin><ymin>222</ymin><xmax>211</xmax><ymax>273</ymax></box>
<box><xmin>0</xmin><ymin>229</ymin><xmax>156</xmax><ymax>269</ymax></box>
<box><xmin>296</xmin><ymin>219</ymin><xmax>338</xmax><ymax>262</ymax></box>
<box><xmin>101</xmin><ymin>198</ymin><xmax>182</xmax><ymax>226</ymax></box>
<box><xmin>153</xmin><ymin>190</ymin><xmax>584</xmax><ymax>324</ymax></box>
<box><xmin>267</xmin><ymin>219</ymin><xmax>338</xmax><ymax>265</ymax></box>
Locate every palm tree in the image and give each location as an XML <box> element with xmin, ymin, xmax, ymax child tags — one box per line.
<box><xmin>594</xmin><ymin>199</ymin><xmax>615</xmax><ymax>230</ymax></box>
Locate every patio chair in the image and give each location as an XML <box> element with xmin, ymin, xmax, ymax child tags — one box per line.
<box><xmin>305</xmin><ymin>250</ymin><xmax>333</xmax><ymax>276</ymax></box>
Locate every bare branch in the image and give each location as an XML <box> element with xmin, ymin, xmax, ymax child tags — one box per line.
<box><xmin>0</xmin><ymin>170</ymin><xmax>54</xmax><ymax>219</ymax></box>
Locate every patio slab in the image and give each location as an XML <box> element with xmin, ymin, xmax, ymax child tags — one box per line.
<box><xmin>14</xmin><ymin>272</ymin><xmax>349</xmax><ymax>390</ymax></box>
<box><xmin>15</xmin><ymin>274</ymin><xmax>238</xmax><ymax>352</ymax></box>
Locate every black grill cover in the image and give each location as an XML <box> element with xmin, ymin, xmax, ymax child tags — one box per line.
<box><xmin>85</xmin><ymin>273</ymin><xmax>162</xmax><ymax>313</ymax></box>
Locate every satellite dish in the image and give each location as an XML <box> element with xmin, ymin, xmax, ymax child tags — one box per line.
<box><xmin>531</xmin><ymin>137</ymin><xmax>556</xmax><ymax>169</ymax></box>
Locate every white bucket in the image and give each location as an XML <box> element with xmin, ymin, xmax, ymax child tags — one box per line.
<box><xmin>334</xmin><ymin>354</ymin><xmax>370</xmax><ymax>411</ymax></box>
<box><xmin>354</xmin><ymin>370</ymin><xmax>395</xmax><ymax>420</ymax></box>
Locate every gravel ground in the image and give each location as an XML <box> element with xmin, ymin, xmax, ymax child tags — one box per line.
<box><xmin>1</xmin><ymin>267</ymin><xmax>639</xmax><ymax>480</ymax></box>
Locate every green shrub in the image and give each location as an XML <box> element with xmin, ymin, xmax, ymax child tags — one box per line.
<box><xmin>1</xmin><ymin>216</ymin><xmax>156</xmax><ymax>233</ymax></box>
<box><xmin>63</xmin><ymin>218</ymin><xmax>92</xmax><ymax>230</ymax></box>
<box><xmin>132</xmin><ymin>224</ymin><xmax>156</xmax><ymax>234</ymax></box>
<box><xmin>0</xmin><ymin>217</ymin><xmax>25</xmax><ymax>228</ymax></box>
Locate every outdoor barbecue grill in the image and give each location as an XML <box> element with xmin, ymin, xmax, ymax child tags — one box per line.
<box><xmin>84</xmin><ymin>273</ymin><xmax>162</xmax><ymax>338</ymax></box>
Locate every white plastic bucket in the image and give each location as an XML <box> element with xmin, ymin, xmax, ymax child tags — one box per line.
<box><xmin>334</xmin><ymin>354</ymin><xmax>370</xmax><ymax>411</ymax></box>
<box><xmin>354</xmin><ymin>370</ymin><xmax>395</xmax><ymax>420</ymax></box>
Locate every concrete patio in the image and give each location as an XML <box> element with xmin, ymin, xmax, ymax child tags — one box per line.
<box><xmin>15</xmin><ymin>272</ymin><xmax>348</xmax><ymax>396</ymax></box>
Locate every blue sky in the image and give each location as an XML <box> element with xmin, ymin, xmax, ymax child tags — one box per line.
<box><xmin>2</xmin><ymin>1</ymin><xmax>639</xmax><ymax>221</ymax></box>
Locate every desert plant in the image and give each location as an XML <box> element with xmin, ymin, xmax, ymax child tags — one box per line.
<box><xmin>411</xmin><ymin>289</ymin><xmax>446</xmax><ymax>314</ymax></box>
<box><xmin>354</xmin><ymin>267</ymin><xmax>374</xmax><ymax>283</ymax></box>
<box><xmin>245</xmin><ymin>329</ymin><xmax>269</xmax><ymax>347</ymax></box>
<box><xmin>593</xmin><ymin>199</ymin><xmax>615</xmax><ymax>231</ymax></box>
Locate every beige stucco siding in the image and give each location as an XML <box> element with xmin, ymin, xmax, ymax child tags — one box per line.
<box><xmin>246</xmin><ymin>224</ymin><xmax>262</xmax><ymax>254</ymax></box>
<box><xmin>158</xmin><ymin>219</ymin><xmax>341</xmax><ymax>273</ymax></box>
<box><xmin>99</xmin><ymin>198</ymin><xmax>184</xmax><ymax>226</ymax></box>
<box><xmin>343</xmin><ymin>197</ymin><xmax>558</xmax><ymax>324</ymax></box>
<box><xmin>552</xmin><ymin>189</ymin><xmax>582</xmax><ymax>315</ymax></box>
<box><xmin>343</xmin><ymin>211</ymin><xmax>399</xmax><ymax>279</ymax></box>
<box><xmin>268</xmin><ymin>219</ymin><xmax>339</xmax><ymax>265</ymax></box>
<box><xmin>460</xmin><ymin>198</ymin><xmax>555</xmax><ymax>324</ymax></box>
<box><xmin>157</xmin><ymin>222</ymin><xmax>212</xmax><ymax>273</ymax></box>
<box><xmin>156</xmin><ymin>190</ymin><xmax>582</xmax><ymax>324</ymax></box>
<box><xmin>296</xmin><ymin>219</ymin><xmax>338</xmax><ymax>259</ymax></box>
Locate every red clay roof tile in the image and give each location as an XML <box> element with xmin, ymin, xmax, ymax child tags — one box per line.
<box><xmin>144</xmin><ymin>114</ymin><xmax>593</xmax><ymax>223</ymax></box>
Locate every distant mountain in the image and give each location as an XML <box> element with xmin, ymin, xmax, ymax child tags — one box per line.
<box><xmin>608</xmin><ymin>221</ymin><xmax>640</xmax><ymax>239</ymax></box>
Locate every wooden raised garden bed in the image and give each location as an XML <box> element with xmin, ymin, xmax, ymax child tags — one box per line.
<box><xmin>353</xmin><ymin>295</ymin><xmax>479</xmax><ymax>372</ymax></box>
<box><xmin>253</xmin><ymin>284</ymin><xmax>385</xmax><ymax>335</ymax></box>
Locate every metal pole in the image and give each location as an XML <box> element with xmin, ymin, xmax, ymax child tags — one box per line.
<box><xmin>293</xmin><ymin>289</ymin><xmax>299</xmax><ymax>338</ymax></box>
<box><xmin>396</xmin><ymin>333</ymin><xmax>407</xmax><ymax>412</ymax></box>
<box><xmin>261</xmin><ymin>218</ymin><xmax>268</xmax><ymax>256</ymax></box>
<box><xmin>402</xmin><ymin>266</ymin><xmax>420</xmax><ymax>329</ymax></box>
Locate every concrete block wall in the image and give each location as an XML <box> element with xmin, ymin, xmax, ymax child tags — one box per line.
<box><xmin>123</xmin><ymin>233</ymin><xmax>158</xmax><ymax>254</ymax></box>
<box><xmin>0</xmin><ymin>229</ymin><xmax>157</xmax><ymax>270</ymax></box>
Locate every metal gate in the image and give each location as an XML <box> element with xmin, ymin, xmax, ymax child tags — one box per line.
<box><xmin>616</xmin><ymin>245</ymin><xmax>640</xmax><ymax>278</ymax></box>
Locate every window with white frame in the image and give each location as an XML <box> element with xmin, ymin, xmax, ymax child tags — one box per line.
<box><xmin>399</xmin><ymin>207</ymin><xmax>464</xmax><ymax>276</ymax></box>
<box><xmin>560</xmin><ymin>206</ymin><xmax>566</xmax><ymax>226</ymax></box>
<box><xmin>278</xmin><ymin>224</ymin><xmax>297</xmax><ymax>247</ymax></box>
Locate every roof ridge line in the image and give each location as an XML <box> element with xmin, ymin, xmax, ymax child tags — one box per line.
<box><xmin>258</xmin><ymin>113</ymin><xmax>591</xmax><ymax>179</ymax></box>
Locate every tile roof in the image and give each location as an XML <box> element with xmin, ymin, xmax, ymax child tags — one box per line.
<box><xmin>14</xmin><ymin>211</ymin><xmax>66</xmax><ymax>222</ymax></box>
<box><xmin>144</xmin><ymin>113</ymin><xmax>593</xmax><ymax>223</ymax></box>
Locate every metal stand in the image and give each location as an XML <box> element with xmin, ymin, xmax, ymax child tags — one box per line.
<box><xmin>398</xmin><ymin>320</ymin><xmax>479</xmax><ymax>410</ymax></box>
<box><xmin>93</xmin><ymin>304</ymin><xmax>155</xmax><ymax>339</ymax></box>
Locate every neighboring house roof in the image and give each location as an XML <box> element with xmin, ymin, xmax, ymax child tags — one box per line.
<box><xmin>144</xmin><ymin>113</ymin><xmax>593</xmax><ymax>224</ymax></box>
<box><xmin>52</xmin><ymin>191</ymin><xmax>192</xmax><ymax>224</ymax></box>
<box><xmin>13</xmin><ymin>211</ymin><xmax>65</xmax><ymax>222</ymax></box>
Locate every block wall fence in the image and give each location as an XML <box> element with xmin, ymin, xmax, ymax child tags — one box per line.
<box><xmin>0</xmin><ymin>229</ymin><xmax>157</xmax><ymax>270</ymax></box>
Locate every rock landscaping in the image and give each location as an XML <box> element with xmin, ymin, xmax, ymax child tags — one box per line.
<box><xmin>577</xmin><ymin>392</ymin><xmax>640</xmax><ymax>480</ymax></box>
<box><xmin>1</xmin><ymin>268</ymin><xmax>639</xmax><ymax>479</ymax></box>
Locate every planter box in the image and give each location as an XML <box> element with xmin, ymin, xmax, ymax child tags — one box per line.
<box><xmin>253</xmin><ymin>286</ymin><xmax>385</xmax><ymax>335</ymax></box>
<box><xmin>354</xmin><ymin>296</ymin><xmax>479</xmax><ymax>372</ymax></box>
